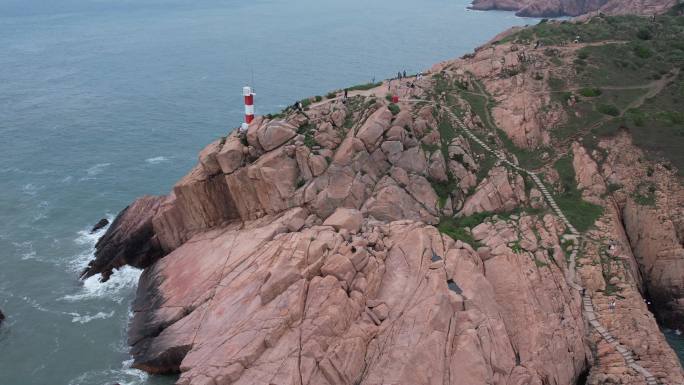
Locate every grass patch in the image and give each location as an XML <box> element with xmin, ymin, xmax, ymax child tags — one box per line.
<box><xmin>388</xmin><ymin>103</ymin><xmax>400</xmax><ymax>115</ymax></box>
<box><xmin>298</xmin><ymin>123</ymin><xmax>316</xmax><ymax>148</ymax></box>
<box><xmin>437</xmin><ymin>214</ymin><xmax>490</xmax><ymax>247</ymax></box>
<box><xmin>632</xmin><ymin>181</ymin><xmax>657</xmax><ymax>206</ymax></box>
<box><xmin>597</xmin><ymin>103</ymin><xmax>620</xmax><ymax>116</ymax></box>
<box><xmin>553</xmin><ymin>155</ymin><xmax>604</xmax><ymax>232</ymax></box>
<box><xmin>347</xmin><ymin>81</ymin><xmax>383</xmax><ymax>91</ymax></box>
<box><xmin>579</xmin><ymin>87</ymin><xmax>602</xmax><ymax>97</ymax></box>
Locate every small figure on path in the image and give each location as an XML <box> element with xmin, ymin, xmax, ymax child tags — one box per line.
<box><xmin>403</xmin><ymin>70</ymin><xmax>406</xmax><ymax>78</ymax></box>
<box><xmin>609</xmin><ymin>300</ymin><xmax>616</xmax><ymax>311</ymax></box>
<box><xmin>344</xmin><ymin>89</ymin><xmax>348</xmax><ymax>99</ymax></box>
<box><xmin>397</xmin><ymin>71</ymin><xmax>402</xmax><ymax>79</ymax></box>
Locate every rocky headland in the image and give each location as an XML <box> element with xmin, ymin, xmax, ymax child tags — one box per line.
<box><xmin>84</xmin><ymin>8</ymin><xmax>684</xmax><ymax>385</ymax></box>
<box><xmin>469</xmin><ymin>0</ymin><xmax>677</xmax><ymax>17</ymax></box>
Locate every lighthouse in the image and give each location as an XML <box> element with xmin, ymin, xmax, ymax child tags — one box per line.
<box><xmin>240</xmin><ymin>86</ymin><xmax>255</xmax><ymax>133</ymax></box>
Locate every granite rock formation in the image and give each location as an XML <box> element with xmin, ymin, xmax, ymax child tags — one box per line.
<box><xmin>86</xmin><ymin>11</ymin><xmax>684</xmax><ymax>385</ymax></box>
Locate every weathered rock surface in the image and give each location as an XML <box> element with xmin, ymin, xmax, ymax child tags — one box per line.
<box><xmin>597</xmin><ymin>133</ymin><xmax>684</xmax><ymax>330</ymax></box>
<box><xmin>470</xmin><ymin>0</ymin><xmax>676</xmax><ymax>17</ymax></box>
<box><xmin>87</xmin><ymin>23</ymin><xmax>684</xmax><ymax>384</ymax></box>
<box><xmin>129</xmin><ymin>213</ymin><xmax>587</xmax><ymax>385</ymax></box>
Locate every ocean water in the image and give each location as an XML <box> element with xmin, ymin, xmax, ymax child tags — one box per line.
<box><xmin>0</xmin><ymin>0</ymin><xmax>677</xmax><ymax>384</ymax></box>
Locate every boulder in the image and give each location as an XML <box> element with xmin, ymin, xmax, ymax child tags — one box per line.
<box><xmin>257</xmin><ymin>120</ymin><xmax>297</xmax><ymax>151</ymax></box>
<box><xmin>356</xmin><ymin>107</ymin><xmax>392</xmax><ymax>150</ymax></box>
<box><xmin>323</xmin><ymin>208</ymin><xmax>363</xmax><ymax>233</ymax></box>
<box><xmin>90</xmin><ymin>218</ymin><xmax>110</xmax><ymax>234</ymax></box>
<box><xmin>216</xmin><ymin>136</ymin><xmax>245</xmax><ymax>174</ymax></box>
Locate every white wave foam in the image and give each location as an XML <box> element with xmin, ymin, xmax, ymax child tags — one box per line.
<box><xmin>21</xmin><ymin>183</ymin><xmax>43</xmax><ymax>196</ymax></box>
<box><xmin>62</xmin><ymin>266</ymin><xmax>142</xmax><ymax>304</ymax></box>
<box><xmin>86</xmin><ymin>163</ymin><xmax>111</xmax><ymax>176</ymax></box>
<box><xmin>145</xmin><ymin>156</ymin><xmax>170</xmax><ymax>164</ymax></box>
<box><xmin>68</xmin><ymin>219</ymin><xmax>112</xmax><ymax>271</ymax></box>
<box><xmin>68</xmin><ymin>311</ymin><xmax>115</xmax><ymax>324</ymax></box>
<box><xmin>68</xmin><ymin>359</ymin><xmax>149</xmax><ymax>385</ymax></box>
<box><xmin>13</xmin><ymin>241</ymin><xmax>37</xmax><ymax>260</ymax></box>
<box><xmin>33</xmin><ymin>200</ymin><xmax>49</xmax><ymax>221</ymax></box>
<box><xmin>63</xmin><ymin>215</ymin><xmax>141</xmax><ymax>303</ymax></box>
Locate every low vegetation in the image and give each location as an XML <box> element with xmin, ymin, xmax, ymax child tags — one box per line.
<box><xmin>553</xmin><ymin>155</ymin><xmax>604</xmax><ymax>232</ymax></box>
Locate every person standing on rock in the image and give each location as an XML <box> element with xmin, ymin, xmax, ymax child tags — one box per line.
<box><xmin>403</xmin><ymin>70</ymin><xmax>406</xmax><ymax>78</ymax></box>
<box><xmin>344</xmin><ymin>89</ymin><xmax>348</xmax><ymax>100</ymax></box>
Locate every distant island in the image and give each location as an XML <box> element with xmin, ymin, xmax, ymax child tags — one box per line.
<box><xmin>470</xmin><ymin>0</ymin><xmax>677</xmax><ymax>17</ymax></box>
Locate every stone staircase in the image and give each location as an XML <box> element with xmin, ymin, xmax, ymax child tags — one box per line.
<box><xmin>407</xmin><ymin>98</ymin><xmax>664</xmax><ymax>385</ymax></box>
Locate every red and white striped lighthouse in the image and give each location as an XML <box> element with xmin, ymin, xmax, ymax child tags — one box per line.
<box><xmin>240</xmin><ymin>86</ymin><xmax>255</xmax><ymax>132</ymax></box>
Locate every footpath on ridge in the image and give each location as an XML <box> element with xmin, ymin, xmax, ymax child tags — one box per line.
<box><xmin>413</xmin><ymin>97</ymin><xmax>662</xmax><ymax>385</ymax></box>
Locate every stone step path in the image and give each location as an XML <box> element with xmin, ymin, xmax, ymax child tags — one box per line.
<box><xmin>400</xmin><ymin>97</ymin><xmax>663</xmax><ymax>385</ymax></box>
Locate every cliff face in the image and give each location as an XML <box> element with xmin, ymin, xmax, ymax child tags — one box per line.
<box><xmin>87</xmin><ymin>12</ymin><xmax>684</xmax><ymax>385</ymax></box>
<box><xmin>470</xmin><ymin>0</ymin><xmax>677</xmax><ymax>17</ymax></box>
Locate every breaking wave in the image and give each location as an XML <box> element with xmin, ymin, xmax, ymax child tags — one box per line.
<box><xmin>62</xmin><ymin>216</ymin><xmax>142</xmax><ymax>304</ymax></box>
<box><xmin>85</xmin><ymin>163</ymin><xmax>111</xmax><ymax>176</ymax></box>
<box><xmin>67</xmin><ymin>359</ymin><xmax>149</xmax><ymax>385</ymax></box>
<box><xmin>145</xmin><ymin>156</ymin><xmax>170</xmax><ymax>164</ymax></box>
<box><xmin>68</xmin><ymin>310</ymin><xmax>115</xmax><ymax>324</ymax></box>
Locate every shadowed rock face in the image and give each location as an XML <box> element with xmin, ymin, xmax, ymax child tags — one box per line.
<box><xmin>470</xmin><ymin>0</ymin><xmax>676</xmax><ymax>17</ymax></box>
<box><xmin>81</xmin><ymin>195</ymin><xmax>165</xmax><ymax>282</ymax></box>
<box><xmin>0</xmin><ymin>309</ymin><xmax>4</xmax><ymax>324</ymax></box>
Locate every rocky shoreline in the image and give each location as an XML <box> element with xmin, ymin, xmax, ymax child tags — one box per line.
<box><xmin>87</xmin><ymin>9</ymin><xmax>684</xmax><ymax>385</ymax></box>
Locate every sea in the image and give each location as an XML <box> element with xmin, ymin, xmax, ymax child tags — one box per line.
<box><xmin>0</xmin><ymin>0</ymin><xmax>680</xmax><ymax>384</ymax></box>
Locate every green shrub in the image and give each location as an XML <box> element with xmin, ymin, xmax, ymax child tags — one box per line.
<box><xmin>633</xmin><ymin>44</ymin><xmax>653</xmax><ymax>59</ymax></box>
<box><xmin>438</xmin><ymin>216</ymin><xmax>484</xmax><ymax>248</ymax></box>
<box><xmin>326</xmin><ymin>91</ymin><xmax>337</xmax><ymax>99</ymax></box>
<box><xmin>637</xmin><ymin>28</ymin><xmax>652</xmax><ymax>40</ymax></box>
<box><xmin>632</xmin><ymin>181</ymin><xmax>657</xmax><ymax>206</ymax></box>
<box><xmin>597</xmin><ymin>104</ymin><xmax>620</xmax><ymax>116</ymax></box>
<box><xmin>301</xmin><ymin>98</ymin><xmax>312</xmax><ymax>108</ymax></box>
<box><xmin>388</xmin><ymin>103</ymin><xmax>400</xmax><ymax>115</ymax></box>
<box><xmin>579</xmin><ymin>87</ymin><xmax>602</xmax><ymax>97</ymax></box>
<box><xmin>385</xmin><ymin>93</ymin><xmax>393</xmax><ymax>102</ymax></box>
<box><xmin>315</xmin><ymin>95</ymin><xmax>323</xmax><ymax>102</ymax></box>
